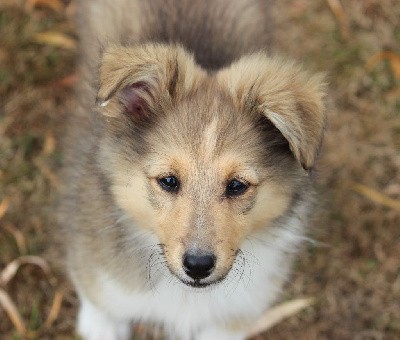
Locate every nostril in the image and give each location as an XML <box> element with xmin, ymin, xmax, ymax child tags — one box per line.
<box><xmin>183</xmin><ymin>253</ymin><xmax>215</xmax><ymax>280</ymax></box>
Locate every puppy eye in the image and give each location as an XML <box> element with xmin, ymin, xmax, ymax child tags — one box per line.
<box><xmin>158</xmin><ymin>176</ymin><xmax>180</xmax><ymax>192</ymax></box>
<box><xmin>225</xmin><ymin>179</ymin><xmax>249</xmax><ymax>197</ymax></box>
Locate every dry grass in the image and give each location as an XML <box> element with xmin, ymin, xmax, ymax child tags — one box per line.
<box><xmin>0</xmin><ymin>0</ymin><xmax>399</xmax><ymax>339</ymax></box>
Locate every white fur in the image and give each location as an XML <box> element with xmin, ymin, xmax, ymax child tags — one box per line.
<box><xmin>78</xmin><ymin>295</ymin><xmax>132</xmax><ymax>340</ymax></box>
<box><xmin>76</xmin><ymin>204</ymin><xmax>307</xmax><ymax>340</ymax></box>
<box><xmin>98</xmin><ymin>99</ymin><xmax>110</xmax><ymax>107</ymax></box>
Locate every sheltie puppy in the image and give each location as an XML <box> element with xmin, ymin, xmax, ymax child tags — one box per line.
<box><xmin>58</xmin><ymin>0</ymin><xmax>326</xmax><ymax>339</ymax></box>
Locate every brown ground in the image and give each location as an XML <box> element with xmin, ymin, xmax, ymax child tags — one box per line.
<box><xmin>0</xmin><ymin>0</ymin><xmax>399</xmax><ymax>339</ymax></box>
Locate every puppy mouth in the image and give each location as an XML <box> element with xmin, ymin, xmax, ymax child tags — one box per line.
<box><xmin>179</xmin><ymin>274</ymin><xmax>227</xmax><ymax>288</ymax></box>
<box><xmin>182</xmin><ymin>279</ymin><xmax>211</xmax><ymax>288</ymax></box>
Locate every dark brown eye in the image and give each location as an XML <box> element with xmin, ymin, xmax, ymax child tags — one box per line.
<box><xmin>158</xmin><ymin>176</ymin><xmax>180</xmax><ymax>192</ymax></box>
<box><xmin>225</xmin><ymin>179</ymin><xmax>248</xmax><ymax>197</ymax></box>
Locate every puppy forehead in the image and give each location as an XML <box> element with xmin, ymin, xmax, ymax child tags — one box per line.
<box><xmin>144</xmin><ymin>146</ymin><xmax>260</xmax><ymax>183</ymax></box>
<box><xmin>140</xmin><ymin>78</ymin><xmax>267</xmax><ymax>176</ymax></box>
<box><xmin>201</xmin><ymin>118</ymin><xmax>219</xmax><ymax>158</ymax></box>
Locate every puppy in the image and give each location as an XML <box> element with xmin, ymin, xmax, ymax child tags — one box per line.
<box><xmin>58</xmin><ymin>0</ymin><xmax>326</xmax><ymax>339</ymax></box>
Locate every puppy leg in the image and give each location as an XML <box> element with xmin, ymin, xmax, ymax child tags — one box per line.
<box><xmin>77</xmin><ymin>295</ymin><xmax>132</xmax><ymax>340</ymax></box>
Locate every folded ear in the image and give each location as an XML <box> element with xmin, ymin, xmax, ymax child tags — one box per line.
<box><xmin>217</xmin><ymin>54</ymin><xmax>327</xmax><ymax>170</ymax></box>
<box><xmin>96</xmin><ymin>43</ymin><xmax>203</xmax><ymax>118</ymax></box>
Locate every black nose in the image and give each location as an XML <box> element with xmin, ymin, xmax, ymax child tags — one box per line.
<box><xmin>183</xmin><ymin>253</ymin><xmax>215</xmax><ymax>280</ymax></box>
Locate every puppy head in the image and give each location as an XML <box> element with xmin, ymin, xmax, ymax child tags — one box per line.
<box><xmin>96</xmin><ymin>44</ymin><xmax>326</xmax><ymax>287</ymax></box>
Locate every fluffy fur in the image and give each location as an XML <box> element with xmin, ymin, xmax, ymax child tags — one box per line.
<box><xmin>58</xmin><ymin>0</ymin><xmax>326</xmax><ymax>339</ymax></box>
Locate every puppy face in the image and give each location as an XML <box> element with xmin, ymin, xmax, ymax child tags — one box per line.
<box><xmin>96</xmin><ymin>44</ymin><xmax>326</xmax><ymax>287</ymax></box>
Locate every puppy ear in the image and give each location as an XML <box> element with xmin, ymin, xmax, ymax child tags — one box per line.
<box><xmin>96</xmin><ymin>44</ymin><xmax>202</xmax><ymax>118</ymax></box>
<box><xmin>218</xmin><ymin>54</ymin><xmax>327</xmax><ymax>170</ymax></box>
